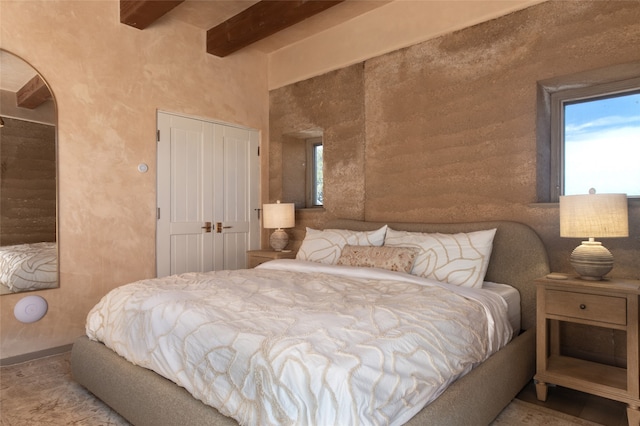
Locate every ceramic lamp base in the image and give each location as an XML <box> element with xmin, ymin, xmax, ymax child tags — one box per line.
<box><xmin>270</xmin><ymin>228</ymin><xmax>289</xmax><ymax>251</ymax></box>
<box><xmin>570</xmin><ymin>240</ymin><xmax>613</xmax><ymax>281</ymax></box>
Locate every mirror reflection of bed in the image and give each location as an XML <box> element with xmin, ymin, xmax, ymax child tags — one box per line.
<box><xmin>0</xmin><ymin>50</ymin><xmax>58</xmax><ymax>294</ymax></box>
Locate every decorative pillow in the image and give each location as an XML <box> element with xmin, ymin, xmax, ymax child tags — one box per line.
<box><xmin>384</xmin><ymin>228</ymin><xmax>497</xmax><ymax>288</ymax></box>
<box><xmin>337</xmin><ymin>245</ymin><xmax>419</xmax><ymax>273</ymax></box>
<box><xmin>296</xmin><ymin>226</ymin><xmax>388</xmax><ymax>264</ymax></box>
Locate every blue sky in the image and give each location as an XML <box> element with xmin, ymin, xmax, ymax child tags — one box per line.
<box><xmin>564</xmin><ymin>92</ymin><xmax>640</xmax><ymax>196</ymax></box>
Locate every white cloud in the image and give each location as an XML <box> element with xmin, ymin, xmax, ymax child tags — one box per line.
<box><xmin>566</xmin><ymin>115</ymin><xmax>640</xmax><ymax>134</ymax></box>
<box><xmin>565</xmin><ymin>126</ymin><xmax>640</xmax><ymax>196</ymax></box>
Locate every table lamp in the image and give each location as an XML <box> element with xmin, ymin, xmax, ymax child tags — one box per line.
<box><xmin>262</xmin><ymin>200</ymin><xmax>295</xmax><ymax>251</ymax></box>
<box><xmin>559</xmin><ymin>189</ymin><xmax>628</xmax><ymax>280</ymax></box>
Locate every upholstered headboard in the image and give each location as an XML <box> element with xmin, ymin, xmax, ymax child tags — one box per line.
<box><xmin>324</xmin><ymin>220</ymin><xmax>550</xmax><ymax>331</ymax></box>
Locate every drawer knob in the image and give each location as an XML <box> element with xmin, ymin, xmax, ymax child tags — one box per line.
<box><xmin>580</xmin><ymin>304</ymin><xmax>586</xmax><ymax>310</ymax></box>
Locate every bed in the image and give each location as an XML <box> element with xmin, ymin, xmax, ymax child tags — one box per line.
<box><xmin>71</xmin><ymin>219</ymin><xmax>550</xmax><ymax>426</ymax></box>
<box><xmin>0</xmin><ymin>242</ymin><xmax>57</xmax><ymax>294</ymax></box>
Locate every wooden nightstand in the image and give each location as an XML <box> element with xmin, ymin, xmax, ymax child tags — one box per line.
<box><xmin>246</xmin><ymin>249</ymin><xmax>296</xmax><ymax>268</ymax></box>
<box><xmin>535</xmin><ymin>275</ymin><xmax>640</xmax><ymax>425</ymax></box>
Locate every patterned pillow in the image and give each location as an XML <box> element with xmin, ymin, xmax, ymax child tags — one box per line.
<box><xmin>337</xmin><ymin>245</ymin><xmax>419</xmax><ymax>273</ymax></box>
<box><xmin>384</xmin><ymin>228</ymin><xmax>497</xmax><ymax>288</ymax></box>
<box><xmin>296</xmin><ymin>226</ymin><xmax>388</xmax><ymax>264</ymax></box>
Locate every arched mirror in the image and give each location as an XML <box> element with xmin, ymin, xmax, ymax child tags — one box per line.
<box><xmin>0</xmin><ymin>49</ymin><xmax>58</xmax><ymax>294</ymax></box>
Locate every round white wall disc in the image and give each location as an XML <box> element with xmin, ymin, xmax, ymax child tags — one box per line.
<box><xmin>14</xmin><ymin>295</ymin><xmax>48</xmax><ymax>323</ymax></box>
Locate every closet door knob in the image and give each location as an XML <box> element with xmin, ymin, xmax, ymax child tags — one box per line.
<box><xmin>216</xmin><ymin>222</ymin><xmax>232</xmax><ymax>233</ymax></box>
<box><xmin>579</xmin><ymin>304</ymin><xmax>586</xmax><ymax>310</ymax></box>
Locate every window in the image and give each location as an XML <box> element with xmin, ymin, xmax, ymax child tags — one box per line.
<box><xmin>562</xmin><ymin>91</ymin><xmax>640</xmax><ymax>196</ymax></box>
<box><xmin>306</xmin><ymin>138</ymin><xmax>323</xmax><ymax>207</ymax></box>
<box><xmin>281</xmin><ymin>130</ymin><xmax>323</xmax><ymax>209</ymax></box>
<box><xmin>539</xmin><ymin>69</ymin><xmax>640</xmax><ymax>201</ymax></box>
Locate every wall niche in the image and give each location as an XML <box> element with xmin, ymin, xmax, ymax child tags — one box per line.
<box><xmin>282</xmin><ymin>129</ymin><xmax>323</xmax><ymax>210</ymax></box>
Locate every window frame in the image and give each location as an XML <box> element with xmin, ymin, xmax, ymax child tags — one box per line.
<box><xmin>550</xmin><ymin>77</ymin><xmax>640</xmax><ymax>200</ymax></box>
<box><xmin>537</xmin><ymin>63</ymin><xmax>640</xmax><ymax>202</ymax></box>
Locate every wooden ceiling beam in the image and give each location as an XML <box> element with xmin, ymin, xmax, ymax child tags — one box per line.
<box><xmin>120</xmin><ymin>0</ymin><xmax>184</xmax><ymax>30</ymax></box>
<box><xmin>207</xmin><ymin>0</ymin><xmax>345</xmax><ymax>57</ymax></box>
<box><xmin>16</xmin><ymin>75</ymin><xmax>52</xmax><ymax>109</ymax></box>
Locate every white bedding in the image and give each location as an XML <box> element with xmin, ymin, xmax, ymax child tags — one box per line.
<box><xmin>483</xmin><ymin>281</ymin><xmax>521</xmax><ymax>332</ymax></box>
<box><xmin>86</xmin><ymin>259</ymin><xmax>513</xmax><ymax>426</ymax></box>
<box><xmin>0</xmin><ymin>242</ymin><xmax>57</xmax><ymax>293</ymax></box>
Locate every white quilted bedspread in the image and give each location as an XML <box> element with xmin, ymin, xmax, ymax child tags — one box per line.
<box><xmin>86</xmin><ymin>260</ymin><xmax>512</xmax><ymax>426</ymax></box>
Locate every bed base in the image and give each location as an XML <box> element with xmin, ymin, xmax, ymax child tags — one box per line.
<box><xmin>71</xmin><ymin>329</ymin><xmax>534</xmax><ymax>426</ymax></box>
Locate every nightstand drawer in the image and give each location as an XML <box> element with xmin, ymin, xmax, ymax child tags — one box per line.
<box><xmin>248</xmin><ymin>256</ymin><xmax>269</xmax><ymax>268</ymax></box>
<box><xmin>246</xmin><ymin>250</ymin><xmax>296</xmax><ymax>268</ymax></box>
<box><xmin>546</xmin><ymin>290</ymin><xmax>627</xmax><ymax>325</ymax></box>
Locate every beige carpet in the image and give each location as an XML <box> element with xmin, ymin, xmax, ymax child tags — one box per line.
<box><xmin>492</xmin><ymin>399</ymin><xmax>602</xmax><ymax>426</ymax></box>
<box><xmin>1</xmin><ymin>352</ymin><xmax>128</xmax><ymax>426</ymax></box>
<box><xmin>1</xmin><ymin>352</ymin><xmax>601</xmax><ymax>426</ymax></box>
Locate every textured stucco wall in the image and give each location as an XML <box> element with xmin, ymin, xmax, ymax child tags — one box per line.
<box><xmin>0</xmin><ymin>0</ymin><xmax>268</xmax><ymax>360</ymax></box>
<box><xmin>270</xmin><ymin>65</ymin><xmax>366</xmax><ymax>245</ymax></box>
<box><xmin>268</xmin><ymin>0</ymin><xmax>545</xmax><ymax>89</ymax></box>
<box><xmin>270</xmin><ymin>1</ymin><xmax>640</xmax><ymax>278</ymax></box>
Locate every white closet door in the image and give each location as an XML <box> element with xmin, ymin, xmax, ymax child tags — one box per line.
<box><xmin>156</xmin><ymin>112</ymin><xmax>259</xmax><ymax>277</ymax></box>
<box><xmin>214</xmin><ymin>125</ymin><xmax>260</xmax><ymax>271</ymax></box>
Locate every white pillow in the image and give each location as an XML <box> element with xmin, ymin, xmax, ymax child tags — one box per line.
<box><xmin>384</xmin><ymin>228</ymin><xmax>497</xmax><ymax>288</ymax></box>
<box><xmin>296</xmin><ymin>226</ymin><xmax>388</xmax><ymax>264</ymax></box>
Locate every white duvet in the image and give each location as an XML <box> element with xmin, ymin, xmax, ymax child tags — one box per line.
<box><xmin>0</xmin><ymin>242</ymin><xmax>57</xmax><ymax>292</ymax></box>
<box><xmin>86</xmin><ymin>260</ymin><xmax>513</xmax><ymax>426</ymax></box>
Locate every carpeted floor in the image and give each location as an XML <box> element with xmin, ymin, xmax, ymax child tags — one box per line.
<box><xmin>0</xmin><ymin>352</ymin><xmax>601</xmax><ymax>426</ymax></box>
<box><xmin>492</xmin><ymin>399</ymin><xmax>601</xmax><ymax>426</ymax></box>
<box><xmin>1</xmin><ymin>352</ymin><xmax>128</xmax><ymax>426</ymax></box>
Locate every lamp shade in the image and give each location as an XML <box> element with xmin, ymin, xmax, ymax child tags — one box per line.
<box><xmin>560</xmin><ymin>192</ymin><xmax>628</xmax><ymax>280</ymax></box>
<box><xmin>560</xmin><ymin>193</ymin><xmax>628</xmax><ymax>238</ymax></box>
<box><xmin>262</xmin><ymin>201</ymin><xmax>295</xmax><ymax>229</ymax></box>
